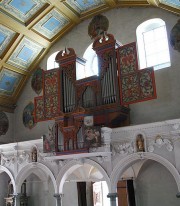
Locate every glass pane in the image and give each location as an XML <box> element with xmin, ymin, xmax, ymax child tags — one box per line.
<box><xmin>146</xmin><ymin>54</ymin><xmax>157</xmax><ymax>67</ymax></box>
<box><xmin>154</xmin><ymin>26</ymin><xmax>166</xmax><ymax>40</ymax></box>
<box><xmin>145</xmin><ymin>43</ymin><xmax>156</xmax><ymax>55</ymax></box>
<box><xmin>143</xmin><ymin>30</ymin><xmax>154</xmax><ymax>43</ymax></box>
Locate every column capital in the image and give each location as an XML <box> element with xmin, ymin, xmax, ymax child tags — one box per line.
<box><xmin>107</xmin><ymin>193</ymin><xmax>118</xmax><ymax>198</ymax></box>
<box><xmin>12</xmin><ymin>193</ymin><xmax>22</xmax><ymax>198</ymax></box>
<box><xmin>54</xmin><ymin>193</ymin><xmax>64</xmax><ymax>199</ymax></box>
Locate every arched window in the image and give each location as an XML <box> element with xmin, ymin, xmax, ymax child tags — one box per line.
<box><xmin>47</xmin><ymin>51</ymin><xmax>59</xmax><ymax>70</ymax></box>
<box><xmin>83</xmin><ymin>43</ymin><xmax>98</xmax><ymax>77</ymax></box>
<box><xmin>136</xmin><ymin>18</ymin><xmax>171</xmax><ymax>70</ymax></box>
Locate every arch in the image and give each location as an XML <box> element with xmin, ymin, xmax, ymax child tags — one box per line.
<box><xmin>0</xmin><ymin>165</ymin><xmax>16</xmax><ymax>193</ymax></box>
<box><xmin>110</xmin><ymin>152</ymin><xmax>180</xmax><ymax>193</ymax></box>
<box><xmin>57</xmin><ymin>159</ymin><xmax>111</xmax><ymax>194</ymax></box>
<box><xmin>15</xmin><ymin>162</ymin><xmax>57</xmax><ymax>193</ymax></box>
<box><xmin>83</xmin><ymin>43</ymin><xmax>98</xmax><ymax>78</ymax></box>
<box><xmin>47</xmin><ymin>51</ymin><xmax>59</xmax><ymax>70</ymax></box>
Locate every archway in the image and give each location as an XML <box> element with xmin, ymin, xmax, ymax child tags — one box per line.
<box><xmin>110</xmin><ymin>152</ymin><xmax>180</xmax><ymax>193</ymax></box>
<box><xmin>134</xmin><ymin>160</ymin><xmax>180</xmax><ymax>206</ymax></box>
<box><xmin>0</xmin><ymin>166</ymin><xmax>15</xmax><ymax>205</ymax></box>
<box><xmin>15</xmin><ymin>163</ymin><xmax>56</xmax><ymax>206</ymax></box>
<box><xmin>57</xmin><ymin>159</ymin><xmax>111</xmax><ymax>206</ymax></box>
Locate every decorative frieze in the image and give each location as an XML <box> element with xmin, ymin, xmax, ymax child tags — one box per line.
<box><xmin>148</xmin><ymin>135</ymin><xmax>173</xmax><ymax>152</ymax></box>
<box><xmin>111</xmin><ymin>142</ymin><xmax>134</xmax><ymax>155</ymax></box>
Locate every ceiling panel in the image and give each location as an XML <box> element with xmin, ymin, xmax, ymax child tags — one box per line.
<box><xmin>32</xmin><ymin>8</ymin><xmax>70</xmax><ymax>40</ymax></box>
<box><xmin>64</xmin><ymin>0</ymin><xmax>106</xmax><ymax>14</ymax></box>
<box><xmin>160</xmin><ymin>0</ymin><xmax>180</xmax><ymax>10</ymax></box>
<box><xmin>0</xmin><ymin>0</ymin><xmax>48</xmax><ymax>24</ymax></box>
<box><xmin>0</xmin><ymin>25</ymin><xmax>17</xmax><ymax>58</ymax></box>
<box><xmin>7</xmin><ymin>37</ymin><xmax>44</xmax><ymax>71</ymax></box>
<box><xmin>0</xmin><ymin>68</ymin><xmax>23</xmax><ymax>96</ymax></box>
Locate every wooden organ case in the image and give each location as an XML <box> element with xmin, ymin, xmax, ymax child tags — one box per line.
<box><xmin>34</xmin><ymin>33</ymin><xmax>156</xmax><ymax>155</ymax></box>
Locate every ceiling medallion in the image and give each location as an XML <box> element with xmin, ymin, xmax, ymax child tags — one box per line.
<box><xmin>170</xmin><ymin>19</ymin><xmax>180</xmax><ymax>52</ymax></box>
<box><xmin>0</xmin><ymin>112</ymin><xmax>9</xmax><ymax>136</ymax></box>
<box><xmin>31</xmin><ymin>68</ymin><xmax>43</xmax><ymax>95</ymax></box>
<box><xmin>23</xmin><ymin>102</ymin><xmax>36</xmax><ymax>129</ymax></box>
<box><xmin>88</xmin><ymin>14</ymin><xmax>109</xmax><ymax>39</ymax></box>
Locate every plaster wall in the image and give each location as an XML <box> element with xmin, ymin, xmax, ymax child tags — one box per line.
<box><xmin>10</xmin><ymin>7</ymin><xmax>179</xmax><ymax>142</ymax></box>
<box><xmin>0</xmin><ymin>173</ymin><xmax>9</xmax><ymax>206</ymax></box>
<box><xmin>62</xmin><ymin>182</ymin><xmax>79</xmax><ymax>206</ymax></box>
<box><xmin>134</xmin><ymin>160</ymin><xmax>180</xmax><ymax>206</ymax></box>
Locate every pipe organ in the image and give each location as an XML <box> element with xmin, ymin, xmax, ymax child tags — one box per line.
<box><xmin>34</xmin><ymin>33</ymin><xmax>156</xmax><ymax>154</ymax></box>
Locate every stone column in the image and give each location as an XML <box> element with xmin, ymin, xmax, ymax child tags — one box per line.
<box><xmin>101</xmin><ymin>127</ymin><xmax>112</xmax><ymax>152</ymax></box>
<box><xmin>54</xmin><ymin>193</ymin><xmax>63</xmax><ymax>206</ymax></box>
<box><xmin>13</xmin><ymin>193</ymin><xmax>21</xmax><ymax>206</ymax></box>
<box><xmin>107</xmin><ymin>193</ymin><xmax>118</xmax><ymax>206</ymax></box>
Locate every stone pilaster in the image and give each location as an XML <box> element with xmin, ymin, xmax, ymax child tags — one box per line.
<box><xmin>53</xmin><ymin>193</ymin><xmax>63</xmax><ymax>206</ymax></box>
<box><xmin>107</xmin><ymin>193</ymin><xmax>118</xmax><ymax>206</ymax></box>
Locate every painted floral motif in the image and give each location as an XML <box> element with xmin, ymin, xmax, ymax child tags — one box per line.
<box><xmin>121</xmin><ymin>73</ymin><xmax>140</xmax><ymax>103</ymax></box>
<box><xmin>34</xmin><ymin>96</ymin><xmax>44</xmax><ymax>122</ymax></box>
<box><xmin>44</xmin><ymin>69</ymin><xmax>60</xmax><ymax>96</ymax></box>
<box><xmin>120</xmin><ymin>68</ymin><xmax>156</xmax><ymax>105</ymax></box>
<box><xmin>44</xmin><ymin>95</ymin><xmax>60</xmax><ymax>119</ymax></box>
<box><xmin>118</xmin><ymin>42</ymin><xmax>138</xmax><ymax>75</ymax></box>
<box><xmin>140</xmin><ymin>68</ymin><xmax>155</xmax><ymax>98</ymax></box>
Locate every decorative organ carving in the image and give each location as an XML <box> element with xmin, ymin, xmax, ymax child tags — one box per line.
<box><xmin>34</xmin><ymin>32</ymin><xmax>156</xmax><ymax>155</ymax></box>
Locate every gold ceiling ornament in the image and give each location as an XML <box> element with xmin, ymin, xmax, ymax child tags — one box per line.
<box><xmin>170</xmin><ymin>19</ymin><xmax>180</xmax><ymax>52</ymax></box>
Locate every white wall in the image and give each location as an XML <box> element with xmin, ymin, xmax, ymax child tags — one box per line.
<box><xmin>26</xmin><ymin>174</ymin><xmax>55</xmax><ymax>206</ymax></box>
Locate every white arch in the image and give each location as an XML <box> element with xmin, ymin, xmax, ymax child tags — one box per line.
<box><xmin>47</xmin><ymin>51</ymin><xmax>59</xmax><ymax>70</ymax></box>
<box><xmin>15</xmin><ymin>162</ymin><xmax>57</xmax><ymax>193</ymax></box>
<box><xmin>0</xmin><ymin>165</ymin><xmax>16</xmax><ymax>193</ymax></box>
<box><xmin>110</xmin><ymin>152</ymin><xmax>180</xmax><ymax>193</ymax></box>
<box><xmin>56</xmin><ymin>159</ymin><xmax>111</xmax><ymax>193</ymax></box>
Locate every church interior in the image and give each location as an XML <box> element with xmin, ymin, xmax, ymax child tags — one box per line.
<box><xmin>0</xmin><ymin>0</ymin><xmax>180</xmax><ymax>205</ymax></box>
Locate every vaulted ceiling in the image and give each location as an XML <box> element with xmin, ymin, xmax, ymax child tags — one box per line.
<box><xmin>0</xmin><ymin>0</ymin><xmax>179</xmax><ymax>112</ymax></box>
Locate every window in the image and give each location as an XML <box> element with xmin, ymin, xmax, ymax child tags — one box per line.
<box><xmin>83</xmin><ymin>43</ymin><xmax>98</xmax><ymax>77</ymax></box>
<box><xmin>136</xmin><ymin>18</ymin><xmax>171</xmax><ymax>70</ymax></box>
<box><xmin>47</xmin><ymin>51</ymin><xmax>59</xmax><ymax>70</ymax></box>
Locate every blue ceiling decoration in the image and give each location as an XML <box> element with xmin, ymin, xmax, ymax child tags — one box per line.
<box><xmin>0</xmin><ymin>25</ymin><xmax>16</xmax><ymax>57</ymax></box>
<box><xmin>7</xmin><ymin>37</ymin><xmax>44</xmax><ymax>71</ymax></box>
<box><xmin>0</xmin><ymin>68</ymin><xmax>22</xmax><ymax>96</ymax></box>
<box><xmin>0</xmin><ymin>0</ymin><xmax>47</xmax><ymax>24</ymax></box>
<box><xmin>32</xmin><ymin>9</ymin><xmax>70</xmax><ymax>39</ymax></box>
<box><xmin>65</xmin><ymin>0</ymin><xmax>105</xmax><ymax>14</ymax></box>
<box><xmin>160</xmin><ymin>0</ymin><xmax>180</xmax><ymax>9</ymax></box>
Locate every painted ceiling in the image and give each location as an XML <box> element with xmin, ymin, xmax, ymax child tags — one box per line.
<box><xmin>0</xmin><ymin>0</ymin><xmax>179</xmax><ymax>112</ymax></box>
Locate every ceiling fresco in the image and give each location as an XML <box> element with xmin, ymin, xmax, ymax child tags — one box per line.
<box><xmin>32</xmin><ymin>8</ymin><xmax>70</xmax><ymax>40</ymax></box>
<box><xmin>0</xmin><ymin>68</ymin><xmax>22</xmax><ymax>96</ymax></box>
<box><xmin>64</xmin><ymin>0</ymin><xmax>106</xmax><ymax>14</ymax></box>
<box><xmin>160</xmin><ymin>0</ymin><xmax>180</xmax><ymax>10</ymax></box>
<box><xmin>0</xmin><ymin>0</ymin><xmax>179</xmax><ymax>112</ymax></box>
